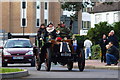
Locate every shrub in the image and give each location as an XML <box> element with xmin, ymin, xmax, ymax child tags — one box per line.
<box><xmin>91</xmin><ymin>45</ymin><xmax>101</xmax><ymax>59</ymax></box>
<box><xmin>73</xmin><ymin>34</ymin><xmax>88</xmax><ymax>48</ymax></box>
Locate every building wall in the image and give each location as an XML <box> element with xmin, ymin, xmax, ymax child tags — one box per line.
<box><xmin>0</xmin><ymin>2</ymin><xmax>61</xmax><ymax>44</ymax></box>
<box><xmin>49</xmin><ymin>2</ymin><xmax>61</xmax><ymax>27</ymax></box>
<box><xmin>2</xmin><ymin>2</ymin><xmax>10</xmax><ymax>32</ymax></box>
<box><xmin>91</xmin><ymin>11</ymin><xmax>120</xmax><ymax>28</ymax></box>
<box><xmin>0</xmin><ymin>2</ymin><xmax>2</xmax><ymax>30</ymax></box>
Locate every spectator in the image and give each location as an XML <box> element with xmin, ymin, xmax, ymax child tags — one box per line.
<box><xmin>108</xmin><ymin>30</ymin><xmax>119</xmax><ymax>48</ymax></box>
<box><xmin>8</xmin><ymin>32</ymin><xmax>12</xmax><ymax>39</ymax></box>
<box><xmin>105</xmin><ymin>42</ymin><xmax>119</xmax><ymax>66</ymax></box>
<box><xmin>99</xmin><ymin>34</ymin><xmax>108</xmax><ymax>63</ymax></box>
<box><xmin>84</xmin><ymin>38</ymin><xmax>92</xmax><ymax>60</ymax></box>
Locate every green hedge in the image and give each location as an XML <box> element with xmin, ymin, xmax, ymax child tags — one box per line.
<box><xmin>91</xmin><ymin>45</ymin><xmax>101</xmax><ymax>59</ymax></box>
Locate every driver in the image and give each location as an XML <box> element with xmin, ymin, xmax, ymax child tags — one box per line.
<box><xmin>44</xmin><ymin>23</ymin><xmax>57</xmax><ymax>42</ymax></box>
<box><xmin>40</xmin><ymin>23</ymin><xmax>57</xmax><ymax>63</ymax></box>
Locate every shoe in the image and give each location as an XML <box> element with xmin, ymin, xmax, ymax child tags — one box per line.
<box><xmin>105</xmin><ymin>64</ymin><xmax>111</xmax><ymax>66</ymax></box>
<box><xmin>89</xmin><ymin>56</ymin><xmax>91</xmax><ymax>60</ymax></box>
<box><xmin>114</xmin><ymin>62</ymin><xmax>118</xmax><ymax>65</ymax></box>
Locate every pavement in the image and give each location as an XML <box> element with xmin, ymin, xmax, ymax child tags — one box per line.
<box><xmin>73</xmin><ymin>60</ymin><xmax>120</xmax><ymax>70</ymax></box>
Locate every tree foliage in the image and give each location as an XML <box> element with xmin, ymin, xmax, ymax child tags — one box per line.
<box><xmin>87</xmin><ymin>22</ymin><xmax>113</xmax><ymax>44</ymax></box>
<box><xmin>113</xmin><ymin>22</ymin><xmax>120</xmax><ymax>41</ymax></box>
<box><xmin>61</xmin><ymin>2</ymin><xmax>83</xmax><ymax>11</ymax></box>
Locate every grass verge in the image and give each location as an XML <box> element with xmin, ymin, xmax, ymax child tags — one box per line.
<box><xmin>0</xmin><ymin>68</ymin><xmax>24</xmax><ymax>73</ymax></box>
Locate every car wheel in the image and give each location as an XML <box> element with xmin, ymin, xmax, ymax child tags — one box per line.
<box><xmin>35</xmin><ymin>54</ymin><xmax>42</xmax><ymax>71</ymax></box>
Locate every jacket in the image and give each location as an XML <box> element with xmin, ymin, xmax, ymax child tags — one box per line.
<box><xmin>107</xmin><ymin>46</ymin><xmax>119</xmax><ymax>60</ymax></box>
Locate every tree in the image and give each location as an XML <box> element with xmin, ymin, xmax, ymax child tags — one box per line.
<box><xmin>87</xmin><ymin>22</ymin><xmax>113</xmax><ymax>44</ymax></box>
<box><xmin>61</xmin><ymin>1</ymin><xmax>95</xmax><ymax>30</ymax></box>
<box><xmin>113</xmin><ymin>22</ymin><xmax>120</xmax><ymax>41</ymax></box>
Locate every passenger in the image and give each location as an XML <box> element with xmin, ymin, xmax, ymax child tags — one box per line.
<box><xmin>37</xmin><ymin>24</ymin><xmax>46</xmax><ymax>47</ymax></box>
<box><xmin>56</xmin><ymin>22</ymin><xmax>72</xmax><ymax>39</ymax></box>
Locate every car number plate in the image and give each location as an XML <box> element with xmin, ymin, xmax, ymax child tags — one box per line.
<box><xmin>61</xmin><ymin>53</ymin><xmax>71</xmax><ymax>56</ymax></box>
<box><xmin>13</xmin><ymin>56</ymin><xmax>24</xmax><ymax>59</ymax></box>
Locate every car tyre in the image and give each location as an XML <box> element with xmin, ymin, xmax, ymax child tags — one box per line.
<box><xmin>67</xmin><ymin>61</ymin><xmax>73</xmax><ymax>71</ymax></box>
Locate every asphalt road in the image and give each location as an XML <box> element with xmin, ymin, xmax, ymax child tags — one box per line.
<box><xmin>3</xmin><ymin>63</ymin><xmax>119</xmax><ymax>79</ymax></box>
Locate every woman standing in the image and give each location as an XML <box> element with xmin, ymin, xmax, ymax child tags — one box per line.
<box><xmin>99</xmin><ymin>34</ymin><xmax>108</xmax><ymax>63</ymax></box>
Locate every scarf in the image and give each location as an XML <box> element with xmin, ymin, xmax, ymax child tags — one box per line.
<box><xmin>46</xmin><ymin>26</ymin><xmax>55</xmax><ymax>33</ymax></box>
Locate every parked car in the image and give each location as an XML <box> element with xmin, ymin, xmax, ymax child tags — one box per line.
<box><xmin>0</xmin><ymin>38</ymin><xmax>35</xmax><ymax>67</ymax></box>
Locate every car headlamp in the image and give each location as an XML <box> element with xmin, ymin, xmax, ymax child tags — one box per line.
<box><xmin>26</xmin><ymin>51</ymin><xmax>33</xmax><ymax>55</ymax></box>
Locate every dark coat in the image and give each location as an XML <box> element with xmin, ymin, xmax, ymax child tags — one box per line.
<box><xmin>108</xmin><ymin>35</ymin><xmax>119</xmax><ymax>48</ymax></box>
<box><xmin>107</xmin><ymin>46</ymin><xmax>119</xmax><ymax>60</ymax></box>
<box><xmin>37</xmin><ymin>28</ymin><xmax>46</xmax><ymax>39</ymax></box>
<box><xmin>44</xmin><ymin>29</ymin><xmax>57</xmax><ymax>42</ymax></box>
<box><xmin>99</xmin><ymin>38</ymin><xmax>108</xmax><ymax>51</ymax></box>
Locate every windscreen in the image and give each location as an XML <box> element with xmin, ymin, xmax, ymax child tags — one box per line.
<box><xmin>4</xmin><ymin>40</ymin><xmax>32</xmax><ymax>48</ymax></box>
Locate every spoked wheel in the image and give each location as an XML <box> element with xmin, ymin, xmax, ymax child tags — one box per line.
<box><xmin>67</xmin><ymin>61</ymin><xmax>73</xmax><ymax>71</ymax></box>
<box><xmin>35</xmin><ymin>48</ymin><xmax>41</xmax><ymax>71</ymax></box>
<box><xmin>35</xmin><ymin>54</ymin><xmax>41</xmax><ymax>71</ymax></box>
<box><xmin>31</xmin><ymin>57</ymin><xmax>35</xmax><ymax>67</ymax></box>
<box><xmin>45</xmin><ymin>48</ymin><xmax>51</xmax><ymax>71</ymax></box>
<box><xmin>78</xmin><ymin>49</ymin><xmax>85</xmax><ymax>72</ymax></box>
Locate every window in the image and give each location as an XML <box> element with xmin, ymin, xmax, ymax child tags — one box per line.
<box><xmin>114</xmin><ymin>13</ymin><xmax>118</xmax><ymax>22</ymax></box>
<box><xmin>22</xmin><ymin>2</ymin><xmax>26</xmax><ymax>9</ymax></box>
<box><xmin>36</xmin><ymin>1</ymin><xmax>40</xmax><ymax>9</ymax></box>
<box><xmin>45</xmin><ymin>19</ymin><xmax>47</xmax><ymax>26</ymax></box>
<box><xmin>22</xmin><ymin>18</ymin><xmax>26</xmax><ymax>27</ymax></box>
<box><xmin>82</xmin><ymin>8</ymin><xmax>87</xmax><ymax>12</ymax></box>
<box><xmin>36</xmin><ymin>0</ymin><xmax>41</xmax><ymax>27</ymax></box>
<box><xmin>45</xmin><ymin>2</ymin><xmax>47</xmax><ymax>10</ymax></box>
<box><xmin>37</xmin><ymin>5</ymin><xmax>39</xmax><ymax>9</ymax></box>
<box><xmin>106</xmin><ymin>13</ymin><xmax>109</xmax><ymax>22</ymax></box>
<box><xmin>82</xmin><ymin>21</ymin><xmax>91</xmax><ymax>29</ymax></box>
<box><xmin>95</xmin><ymin>14</ymin><xmax>101</xmax><ymax>24</ymax></box>
<box><xmin>21</xmin><ymin>0</ymin><xmax>27</xmax><ymax>27</ymax></box>
<box><xmin>37</xmin><ymin>19</ymin><xmax>39</xmax><ymax>27</ymax></box>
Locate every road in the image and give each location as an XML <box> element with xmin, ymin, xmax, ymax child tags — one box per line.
<box><xmin>3</xmin><ymin>63</ymin><xmax>119</xmax><ymax>79</ymax></box>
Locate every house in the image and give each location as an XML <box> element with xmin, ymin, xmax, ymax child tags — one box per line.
<box><xmin>80</xmin><ymin>7</ymin><xmax>92</xmax><ymax>35</ymax></box>
<box><xmin>91</xmin><ymin>2</ymin><xmax>120</xmax><ymax>28</ymax></box>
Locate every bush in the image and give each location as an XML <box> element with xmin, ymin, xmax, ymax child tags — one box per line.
<box><xmin>91</xmin><ymin>45</ymin><xmax>101</xmax><ymax>59</ymax></box>
<box><xmin>73</xmin><ymin>34</ymin><xmax>88</xmax><ymax>48</ymax></box>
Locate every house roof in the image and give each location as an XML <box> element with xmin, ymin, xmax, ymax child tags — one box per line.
<box><xmin>90</xmin><ymin>2</ymin><xmax>120</xmax><ymax>13</ymax></box>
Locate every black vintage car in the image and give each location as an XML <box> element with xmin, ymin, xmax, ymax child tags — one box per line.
<box><xmin>34</xmin><ymin>35</ymin><xmax>85</xmax><ymax>71</ymax></box>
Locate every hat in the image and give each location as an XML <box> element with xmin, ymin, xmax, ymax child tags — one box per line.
<box><xmin>110</xmin><ymin>30</ymin><xmax>114</xmax><ymax>33</ymax></box>
<box><xmin>56</xmin><ymin>37</ymin><xmax>62</xmax><ymax>42</ymax></box>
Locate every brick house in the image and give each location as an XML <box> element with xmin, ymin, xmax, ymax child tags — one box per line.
<box><xmin>0</xmin><ymin>1</ymin><xmax>61</xmax><ymax>44</ymax></box>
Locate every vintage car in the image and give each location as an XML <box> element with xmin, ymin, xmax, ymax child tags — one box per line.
<box><xmin>34</xmin><ymin>35</ymin><xmax>85</xmax><ymax>71</ymax></box>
